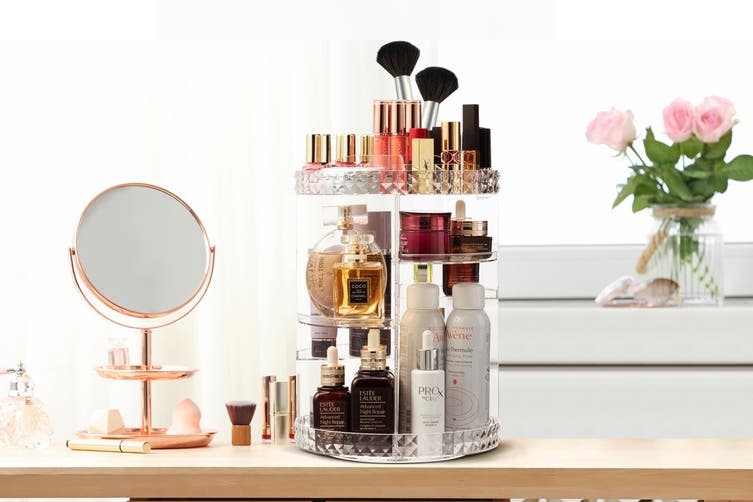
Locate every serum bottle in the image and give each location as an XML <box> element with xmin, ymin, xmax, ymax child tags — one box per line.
<box><xmin>313</xmin><ymin>346</ymin><xmax>351</xmax><ymax>432</ymax></box>
<box><xmin>351</xmin><ymin>329</ymin><xmax>395</xmax><ymax>433</ymax></box>
<box><xmin>411</xmin><ymin>330</ymin><xmax>445</xmax><ymax>436</ymax></box>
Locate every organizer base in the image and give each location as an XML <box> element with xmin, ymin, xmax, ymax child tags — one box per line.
<box><xmin>294</xmin><ymin>415</ymin><xmax>500</xmax><ymax>463</ymax></box>
<box><xmin>76</xmin><ymin>427</ymin><xmax>216</xmax><ymax>449</ymax></box>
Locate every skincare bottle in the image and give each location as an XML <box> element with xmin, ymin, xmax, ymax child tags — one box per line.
<box><xmin>306</xmin><ymin>205</ymin><xmax>385</xmax><ymax>317</ymax></box>
<box><xmin>445</xmin><ymin>283</ymin><xmax>490</xmax><ymax>431</ymax></box>
<box><xmin>312</xmin><ymin>346</ymin><xmax>351</xmax><ymax>431</ymax></box>
<box><xmin>269</xmin><ymin>380</ymin><xmax>290</xmax><ymax>444</ymax></box>
<box><xmin>411</xmin><ymin>330</ymin><xmax>445</xmax><ymax>438</ymax></box>
<box><xmin>351</xmin><ymin>329</ymin><xmax>395</xmax><ymax>433</ymax></box>
<box><xmin>333</xmin><ymin>233</ymin><xmax>386</xmax><ymax>319</ymax></box>
<box><xmin>398</xmin><ymin>282</ymin><xmax>445</xmax><ymax>433</ymax></box>
<box><xmin>442</xmin><ymin>200</ymin><xmax>493</xmax><ymax>295</ymax></box>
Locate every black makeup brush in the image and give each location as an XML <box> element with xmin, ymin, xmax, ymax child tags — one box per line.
<box><xmin>376</xmin><ymin>41</ymin><xmax>421</xmax><ymax>100</ymax></box>
<box><xmin>225</xmin><ymin>400</ymin><xmax>256</xmax><ymax>446</ymax></box>
<box><xmin>415</xmin><ymin>66</ymin><xmax>459</xmax><ymax>129</ymax></box>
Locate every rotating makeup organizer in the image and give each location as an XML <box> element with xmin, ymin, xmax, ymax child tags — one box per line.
<box><xmin>294</xmin><ymin>166</ymin><xmax>501</xmax><ymax>463</ymax></box>
<box><xmin>69</xmin><ymin>183</ymin><xmax>216</xmax><ymax>449</ymax></box>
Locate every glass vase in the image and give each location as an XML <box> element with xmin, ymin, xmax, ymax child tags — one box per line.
<box><xmin>637</xmin><ymin>204</ymin><xmax>723</xmax><ymax>306</ymax></box>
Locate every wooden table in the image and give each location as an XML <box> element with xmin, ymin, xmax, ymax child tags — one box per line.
<box><xmin>2</xmin><ymin>439</ymin><xmax>753</xmax><ymax>500</ymax></box>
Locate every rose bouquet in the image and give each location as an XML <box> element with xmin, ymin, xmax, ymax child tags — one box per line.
<box><xmin>587</xmin><ymin>97</ymin><xmax>753</xmax><ymax>303</ymax></box>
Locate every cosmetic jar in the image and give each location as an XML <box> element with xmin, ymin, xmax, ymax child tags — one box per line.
<box><xmin>399</xmin><ymin>211</ymin><xmax>451</xmax><ymax>258</ymax></box>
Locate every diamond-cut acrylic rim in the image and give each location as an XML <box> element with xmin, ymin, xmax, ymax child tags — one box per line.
<box><xmin>295</xmin><ymin>168</ymin><xmax>500</xmax><ymax>196</ymax></box>
<box><xmin>294</xmin><ymin>415</ymin><xmax>501</xmax><ymax>463</ymax></box>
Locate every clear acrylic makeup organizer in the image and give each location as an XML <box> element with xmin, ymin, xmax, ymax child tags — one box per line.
<box><xmin>294</xmin><ymin>167</ymin><xmax>501</xmax><ymax>463</ymax></box>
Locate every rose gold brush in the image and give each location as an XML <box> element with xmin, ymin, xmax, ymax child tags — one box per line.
<box><xmin>225</xmin><ymin>401</ymin><xmax>256</xmax><ymax>446</ymax></box>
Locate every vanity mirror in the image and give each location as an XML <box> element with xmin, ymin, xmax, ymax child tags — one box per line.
<box><xmin>69</xmin><ymin>183</ymin><xmax>216</xmax><ymax>448</ymax></box>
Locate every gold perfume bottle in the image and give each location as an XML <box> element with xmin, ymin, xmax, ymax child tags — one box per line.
<box><xmin>333</xmin><ymin>233</ymin><xmax>385</xmax><ymax>319</ymax></box>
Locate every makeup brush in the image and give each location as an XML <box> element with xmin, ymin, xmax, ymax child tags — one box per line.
<box><xmin>415</xmin><ymin>66</ymin><xmax>459</xmax><ymax>129</ymax></box>
<box><xmin>376</xmin><ymin>41</ymin><xmax>421</xmax><ymax>99</ymax></box>
<box><xmin>225</xmin><ymin>400</ymin><xmax>256</xmax><ymax>446</ymax></box>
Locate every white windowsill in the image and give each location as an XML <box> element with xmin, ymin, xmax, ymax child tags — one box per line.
<box><xmin>496</xmin><ymin>298</ymin><xmax>753</xmax><ymax>365</ymax></box>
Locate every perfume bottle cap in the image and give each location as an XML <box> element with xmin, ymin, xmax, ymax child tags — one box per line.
<box><xmin>360</xmin><ymin>329</ymin><xmax>387</xmax><ymax>371</ymax></box>
<box><xmin>451</xmin><ymin>200</ymin><xmax>488</xmax><ymax>236</ymax></box>
<box><xmin>417</xmin><ymin>330</ymin><xmax>440</xmax><ymax>371</ymax></box>
<box><xmin>322</xmin><ymin>204</ymin><xmax>369</xmax><ymax>228</ymax></box>
<box><xmin>452</xmin><ymin>282</ymin><xmax>485</xmax><ymax>310</ymax></box>
<box><xmin>305</xmin><ymin>134</ymin><xmax>332</xmax><ymax>164</ymax></box>
<box><xmin>406</xmin><ymin>282</ymin><xmax>439</xmax><ymax>310</ymax></box>
<box><xmin>321</xmin><ymin>346</ymin><xmax>345</xmax><ymax>386</ymax></box>
<box><xmin>341</xmin><ymin>233</ymin><xmax>376</xmax><ymax>264</ymax></box>
<box><xmin>336</xmin><ymin>134</ymin><xmax>357</xmax><ymax>164</ymax></box>
<box><xmin>413</xmin><ymin>263</ymin><xmax>433</xmax><ymax>282</ymax></box>
<box><xmin>5</xmin><ymin>361</ymin><xmax>33</xmax><ymax>398</ymax></box>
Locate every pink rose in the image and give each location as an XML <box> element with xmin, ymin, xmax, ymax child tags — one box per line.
<box><xmin>693</xmin><ymin>96</ymin><xmax>736</xmax><ymax>143</ymax></box>
<box><xmin>586</xmin><ymin>108</ymin><xmax>636</xmax><ymax>152</ymax></box>
<box><xmin>662</xmin><ymin>98</ymin><xmax>694</xmax><ymax>143</ymax></box>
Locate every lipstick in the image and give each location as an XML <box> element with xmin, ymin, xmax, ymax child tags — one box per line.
<box><xmin>441</xmin><ymin>121</ymin><xmax>462</xmax><ymax>193</ymax></box>
<box><xmin>479</xmin><ymin>127</ymin><xmax>492</xmax><ymax>169</ymax></box>
<box><xmin>462</xmin><ymin>104</ymin><xmax>480</xmax><ymax>170</ymax></box>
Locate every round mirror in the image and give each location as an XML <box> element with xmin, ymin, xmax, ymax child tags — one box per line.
<box><xmin>72</xmin><ymin>183</ymin><xmax>213</xmax><ymax>325</ymax></box>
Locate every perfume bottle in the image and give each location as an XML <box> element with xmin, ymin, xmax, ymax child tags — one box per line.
<box><xmin>306</xmin><ymin>205</ymin><xmax>385</xmax><ymax>317</ymax></box>
<box><xmin>0</xmin><ymin>362</ymin><xmax>53</xmax><ymax>449</ymax></box>
<box><xmin>333</xmin><ymin>233</ymin><xmax>386</xmax><ymax>319</ymax></box>
<box><xmin>313</xmin><ymin>346</ymin><xmax>351</xmax><ymax>431</ymax></box>
<box><xmin>351</xmin><ymin>330</ymin><xmax>394</xmax><ymax>433</ymax></box>
<box><xmin>443</xmin><ymin>200</ymin><xmax>493</xmax><ymax>296</ymax></box>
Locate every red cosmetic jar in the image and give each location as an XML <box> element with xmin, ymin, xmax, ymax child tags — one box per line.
<box><xmin>399</xmin><ymin>211</ymin><xmax>451</xmax><ymax>258</ymax></box>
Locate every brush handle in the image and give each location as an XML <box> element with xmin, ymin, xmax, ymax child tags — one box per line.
<box><xmin>395</xmin><ymin>75</ymin><xmax>413</xmax><ymax>100</ymax></box>
<box><xmin>231</xmin><ymin>425</ymin><xmax>251</xmax><ymax>446</ymax></box>
<box><xmin>422</xmin><ymin>101</ymin><xmax>439</xmax><ymax>129</ymax></box>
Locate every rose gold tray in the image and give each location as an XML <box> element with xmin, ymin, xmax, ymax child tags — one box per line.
<box><xmin>95</xmin><ymin>365</ymin><xmax>197</xmax><ymax>381</ymax></box>
<box><xmin>76</xmin><ymin>427</ymin><xmax>216</xmax><ymax>449</ymax></box>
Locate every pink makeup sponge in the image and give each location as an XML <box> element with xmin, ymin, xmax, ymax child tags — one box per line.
<box><xmin>167</xmin><ymin>398</ymin><xmax>202</xmax><ymax>434</ymax></box>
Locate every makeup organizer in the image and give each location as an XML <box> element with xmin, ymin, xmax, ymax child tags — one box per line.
<box><xmin>293</xmin><ymin>168</ymin><xmax>501</xmax><ymax>463</ymax></box>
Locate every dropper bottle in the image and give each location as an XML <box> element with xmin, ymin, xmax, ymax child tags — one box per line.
<box><xmin>312</xmin><ymin>346</ymin><xmax>351</xmax><ymax>432</ymax></box>
<box><xmin>351</xmin><ymin>329</ymin><xmax>395</xmax><ymax>433</ymax></box>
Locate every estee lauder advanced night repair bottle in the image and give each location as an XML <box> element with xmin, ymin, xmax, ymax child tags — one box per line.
<box><xmin>351</xmin><ymin>330</ymin><xmax>394</xmax><ymax>433</ymax></box>
<box><xmin>333</xmin><ymin>233</ymin><xmax>385</xmax><ymax>319</ymax></box>
<box><xmin>313</xmin><ymin>346</ymin><xmax>351</xmax><ymax>431</ymax></box>
<box><xmin>443</xmin><ymin>200</ymin><xmax>493</xmax><ymax>296</ymax></box>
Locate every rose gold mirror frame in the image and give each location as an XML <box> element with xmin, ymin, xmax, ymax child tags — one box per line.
<box><xmin>69</xmin><ymin>182</ymin><xmax>216</xmax><ymax>448</ymax></box>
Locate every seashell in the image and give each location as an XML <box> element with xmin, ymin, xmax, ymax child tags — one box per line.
<box><xmin>629</xmin><ymin>277</ymin><xmax>680</xmax><ymax>307</ymax></box>
<box><xmin>595</xmin><ymin>276</ymin><xmax>635</xmax><ymax>305</ymax></box>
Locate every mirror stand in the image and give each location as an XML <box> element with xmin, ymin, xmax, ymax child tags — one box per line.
<box><xmin>69</xmin><ymin>247</ymin><xmax>218</xmax><ymax>449</ymax></box>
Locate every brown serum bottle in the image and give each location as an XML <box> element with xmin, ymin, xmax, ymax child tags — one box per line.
<box><xmin>351</xmin><ymin>329</ymin><xmax>395</xmax><ymax>433</ymax></box>
<box><xmin>312</xmin><ymin>346</ymin><xmax>351</xmax><ymax>431</ymax></box>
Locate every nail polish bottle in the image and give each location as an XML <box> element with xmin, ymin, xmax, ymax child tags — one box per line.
<box><xmin>360</xmin><ymin>135</ymin><xmax>373</xmax><ymax>166</ymax></box>
<box><xmin>389</xmin><ymin>100</ymin><xmax>407</xmax><ymax>170</ymax></box>
<box><xmin>351</xmin><ymin>330</ymin><xmax>395</xmax><ymax>433</ymax></box>
<box><xmin>313</xmin><ymin>346</ymin><xmax>351</xmax><ymax>431</ymax></box>
<box><xmin>443</xmin><ymin>200</ymin><xmax>493</xmax><ymax>296</ymax></box>
<box><xmin>304</xmin><ymin>134</ymin><xmax>331</xmax><ymax>171</ymax></box>
<box><xmin>335</xmin><ymin>134</ymin><xmax>357</xmax><ymax>167</ymax></box>
<box><xmin>372</xmin><ymin>100</ymin><xmax>390</xmax><ymax>169</ymax></box>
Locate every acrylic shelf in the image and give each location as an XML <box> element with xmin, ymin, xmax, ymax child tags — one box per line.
<box><xmin>295</xmin><ymin>168</ymin><xmax>500</xmax><ymax>196</ymax></box>
<box><xmin>398</xmin><ymin>250</ymin><xmax>497</xmax><ymax>264</ymax></box>
<box><xmin>297</xmin><ymin>313</ymin><xmax>392</xmax><ymax>330</ymax></box>
<box><xmin>95</xmin><ymin>365</ymin><xmax>198</xmax><ymax>381</ymax></box>
<box><xmin>75</xmin><ymin>427</ymin><xmax>216</xmax><ymax>449</ymax></box>
<box><xmin>294</xmin><ymin>415</ymin><xmax>500</xmax><ymax>463</ymax></box>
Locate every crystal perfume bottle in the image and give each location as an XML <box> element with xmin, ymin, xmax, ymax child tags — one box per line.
<box><xmin>306</xmin><ymin>204</ymin><xmax>386</xmax><ymax>317</ymax></box>
<box><xmin>0</xmin><ymin>362</ymin><xmax>53</xmax><ymax>449</ymax></box>
<box><xmin>333</xmin><ymin>233</ymin><xmax>386</xmax><ymax>319</ymax></box>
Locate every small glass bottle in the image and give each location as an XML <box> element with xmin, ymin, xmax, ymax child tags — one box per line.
<box><xmin>333</xmin><ymin>233</ymin><xmax>385</xmax><ymax>319</ymax></box>
<box><xmin>313</xmin><ymin>346</ymin><xmax>351</xmax><ymax>431</ymax></box>
<box><xmin>351</xmin><ymin>329</ymin><xmax>395</xmax><ymax>433</ymax></box>
<box><xmin>306</xmin><ymin>205</ymin><xmax>385</xmax><ymax>318</ymax></box>
<box><xmin>0</xmin><ymin>362</ymin><xmax>53</xmax><ymax>449</ymax></box>
<box><xmin>443</xmin><ymin>200</ymin><xmax>493</xmax><ymax>296</ymax></box>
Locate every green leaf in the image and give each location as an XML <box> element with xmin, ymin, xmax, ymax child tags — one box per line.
<box><xmin>681</xmin><ymin>136</ymin><xmax>702</xmax><ymax>159</ymax></box>
<box><xmin>711</xmin><ymin>173</ymin><xmax>728</xmax><ymax>193</ymax></box>
<box><xmin>722</xmin><ymin>154</ymin><xmax>753</xmax><ymax>181</ymax></box>
<box><xmin>643</xmin><ymin>127</ymin><xmax>680</xmax><ymax>165</ymax></box>
<box><xmin>632</xmin><ymin>194</ymin><xmax>652</xmax><ymax>213</ymax></box>
<box><xmin>682</xmin><ymin>163</ymin><xmax>713</xmax><ymax>179</ymax></box>
<box><xmin>690</xmin><ymin>179</ymin><xmax>715</xmax><ymax>198</ymax></box>
<box><xmin>660</xmin><ymin>165</ymin><xmax>695</xmax><ymax>202</ymax></box>
<box><xmin>703</xmin><ymin>130</ymin><xmax>733</xmax><ymax>160</ymax></box>
<box><xmin>612</xmin><ymin>177</ymin><xmax>638</xmax><ymax>208</ymax></box>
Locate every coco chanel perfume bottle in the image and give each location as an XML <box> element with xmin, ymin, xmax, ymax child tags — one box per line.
<box><xmin>333</xmin><ymin>233</ymin><xmax>386</xmax><ymax>319</ymax></box>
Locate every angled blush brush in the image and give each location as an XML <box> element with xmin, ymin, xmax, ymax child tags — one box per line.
<box><xmin>225</xmin><ymin>400</ymin><xmax>256</xmax><ymax>446</ymax></box>
<box><xmin>376</xmin><ymin>41</ymin><xmax>421</xmax><ymax>99</ymax></box>
<box><xmin>415</xmin><ymin>66</ymin><xmax>459</xmax><ymax>129</ymax></box>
